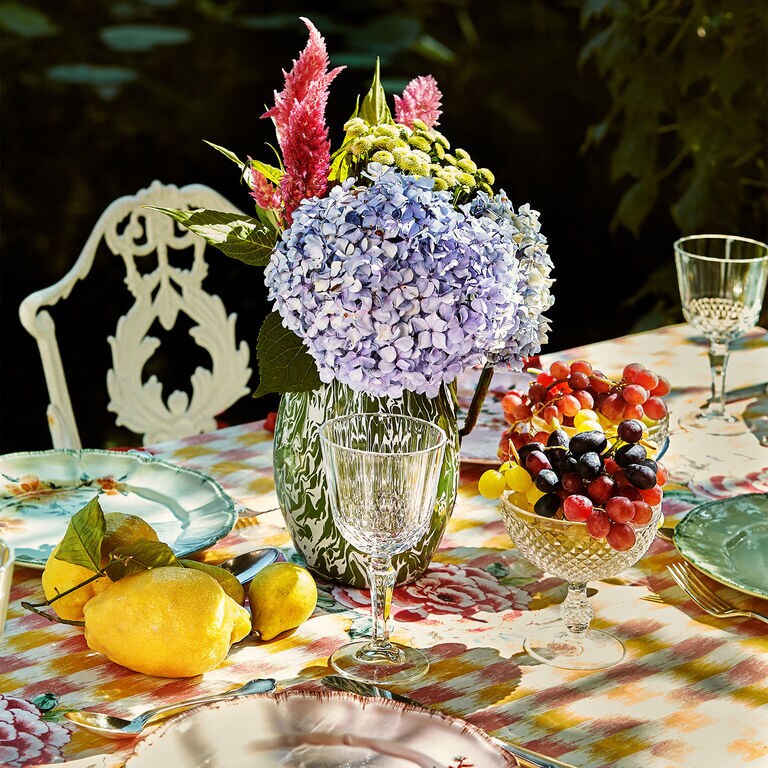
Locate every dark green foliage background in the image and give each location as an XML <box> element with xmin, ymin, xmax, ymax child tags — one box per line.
<box><xmin>1</xmin><ymin>0</ymin><xmax>766</xmax><ymax>451</ymax></box>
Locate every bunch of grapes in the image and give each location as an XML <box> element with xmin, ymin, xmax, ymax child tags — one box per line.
<box><xmin>479</xmin><ymin>418</ymin><xmax>667</xmax><ymax>552</ymax></box>
<box><xmin>498</xmin><ymin>360</ymin><xmax>670</xmax><ymax>461</ymax></box>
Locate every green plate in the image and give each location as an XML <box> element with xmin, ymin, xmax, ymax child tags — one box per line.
<box><xmin>674</xmin><ymin>493</ymin><xmax>768</xmax><ymax>599</ymax></box>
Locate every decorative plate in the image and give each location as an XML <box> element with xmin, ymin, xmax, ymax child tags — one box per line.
<box><xmin>124</xmin><ymin>689</ymin><xmax>516</xmax><ymax>768</ymax></box>
<box><xmin>673</xmin><ymin>492</ymin><xmax>768</xmax><ymax>599</ymax></box>
<box><xmin>0</xmin><ymin>449</ymin><xmax>237</xmax><ymax>568</ymax></box>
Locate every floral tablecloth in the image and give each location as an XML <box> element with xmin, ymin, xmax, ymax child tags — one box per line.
<box><xmin>2</xmin><ymin>323</ymin><xmax>767</xmax><ymax>768</ymax></box>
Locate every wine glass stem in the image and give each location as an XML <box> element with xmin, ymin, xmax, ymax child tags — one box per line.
<box><xmin>706</xmin><ymin>340</ymin><xmax>731</xmax><ymax>417</ymax></box>
<box><xmin>367</xmin><ymin>555</ymin><xmax>396</xmax><ymax>653</ymax></box>
<box><xmin>561</xmin><ymin>582</ymin><xmax>593</xmax><ymax>637</ymax></box>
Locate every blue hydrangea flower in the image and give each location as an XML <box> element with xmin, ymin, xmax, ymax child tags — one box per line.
<box><xmin>264</xmin><ymin>163</ymin><xmax>553</xmax><ymax>398</ymax></box>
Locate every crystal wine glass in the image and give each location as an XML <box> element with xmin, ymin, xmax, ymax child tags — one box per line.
<box><xmin>499</xmin><ymin>491</ymin><xmax>662</xmax><ymax>670</ymax></box>
<box><xmin>674</xmin><ymin>234</ymin><xmax>768</xmax><ymax>435</ymax></box>
<box><xmin>320</xmin><ymin>412</ymin><xmax>447</xmax><ymax>684</ymax></box>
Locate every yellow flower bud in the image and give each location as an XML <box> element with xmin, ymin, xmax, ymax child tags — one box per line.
<box><xmin>411</xmin><ymin>118</ymin><xmax>430</xmax><ymax>131</ymax></box>
<box><xmin>457</xmin><ymin>158</ymin><xmax>478</xmax><ymax>174</ymax></box>
<box><xmin>371</xmin><ymin>150</ymin><xmax>395</xmax><ymax>165</ymax></box>
<box><xmin>455</xmin><ymin>148</ymin><xmax>470</xmax><ymax>160</ymax></box>
<box><xmin>478</xmin><ymin>167</ymin><xmax>495</xmax><ymax>185</ymax></box>
<box><xmin>373</xmin><ymin>124</ymin><xmax>399</xmax><ymax>138</ymax></box>
<box><xmin>350</xmin><ymin>136</ymin><xmax>374</xmax><ymax>156</ymax></box>
<box><xmin>432</xmin><ymin>177</ymin><xmax>449</xmax><ymax>191</ymax></box>
<box><xmin>408</xmin><ymin>135</ymin><xmax>432</xmax><ymax>153</ymax></box>
<box><xmin>434</xmin><ymin>143</ymin><xmax>445</xmax><ymax>159</ymax></box>
<box><xmin>343</xmin><ymin>118</ymin><xmax>369</xmax><ymax>136</ymax></box>
<box><xmin>478</xmin><ymin>181</ymin><xmax>494</xmax><ymax>196</ymax></box>
<box><xmin>373</xmin><ymin>136</ymin><xmax>396</xmax><ymax>151</ymax></box>
<box><xmin>411</xmin><ymin>149</ymin><xmax>431</xmax><ymax>164</ymax></box>
<box><xmin>457</xmin><ymin>172</ymin><xmax>476</xmax><ymax>187</ymax></box>
<box><xmin>432</xmin><ymin>131</ymin><xmax>450</xmax><ymax>149</ymax></box>
<box><xmin>443</xmin><ymin>153</ymin><xmax>457</xmax><ymax>166</ymax></box>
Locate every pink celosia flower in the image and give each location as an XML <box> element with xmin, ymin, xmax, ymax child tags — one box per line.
<box><xmin>394</xmin><ymin>75</ymin><xmax>443</xmax><ymax>128</ymax></box>
<box><xmin>248</xmin><ymin>164</ymin><xmax>282</xmax><ymax>214</ymax></box>
<box><xmin>261</xmin><ymin>17</ymin><xmax>344</xmax><ymax>221</ymax></box>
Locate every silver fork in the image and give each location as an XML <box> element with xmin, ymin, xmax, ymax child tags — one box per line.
<box><xmin>667</xmin><ymin>562</ymin><xmax>768</xmax><ymax>625</ymax></box>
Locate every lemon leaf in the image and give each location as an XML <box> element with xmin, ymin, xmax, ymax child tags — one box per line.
<box><xmin>55</xmin><ymin>496</ymin><xmax>105</xmax><ymax>572</ymax></box>
<box><xmin>105</xmin><ymin>540</ymin><xmax>180</xmax><ymax>580</ymax></box>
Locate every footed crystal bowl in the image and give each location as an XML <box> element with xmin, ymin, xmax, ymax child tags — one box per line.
<box><xmin>499</xmin><ymin>491</ymin><xmax>662</xmax><ymax>670</ymax></box>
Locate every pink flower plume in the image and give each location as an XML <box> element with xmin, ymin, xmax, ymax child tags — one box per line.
<box><xmin>248</xmin><ymin>164</ymin><xmax>282</xmax><ymax>214</ymax></box>
<box><xmin>262</xmin><ymin>17</ymin><xmax>344</xmax><ymax>222</ymax></box>
<box><xmin>394</xmin><ymin>75</ymin><xmax>443</xmax><ymax>128</ymax></box>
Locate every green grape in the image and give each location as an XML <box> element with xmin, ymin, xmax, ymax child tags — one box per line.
<box><xmin>478</xmin><ymin>470</ymin><xmax>507</xmax><ymax>499</ymax></box>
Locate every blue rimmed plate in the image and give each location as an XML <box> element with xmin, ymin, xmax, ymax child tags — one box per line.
<box><xmin>673</xmin><ymin>492</ymin><xmax>768</xmax><ymax>599</ymax></box>
<box><xmin>0</xmin><ymin>449</ymin><xmax>237</xmax><ymax>568</ymax></box>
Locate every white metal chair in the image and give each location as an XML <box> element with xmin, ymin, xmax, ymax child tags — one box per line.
<box><xmin>19</xmin><ymin>180</ymin><xmax>253</xmax><ymax>449</ymax></box>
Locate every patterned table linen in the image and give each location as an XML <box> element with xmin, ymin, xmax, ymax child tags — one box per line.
<box><xmin>2</xmin><ymin>323</ymin><xmax>767</xmax><ymax>768</ymax></box>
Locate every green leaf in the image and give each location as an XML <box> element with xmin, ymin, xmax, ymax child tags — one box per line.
<box><xmin>104</xmin><ymin>540</ymin><xmax>180</xmax><ymax>581</ymax></box>
<box><xmin>359</xmin><ymin>59</ymin><xmax>394</xmax><ymax>126</ymax></box>
<box><xmin>204</xmin><ymin>140</ymin><xmax>245</xmax><ymax>172</ymax></box>
<box><xmin>410</xmin><ymin>35</ymin><xmax>456</xmax><ymax>65</ymax></box>
<box><xmin>55</xmin><ymin>497</ymin><xmax>106</xmax><ymax>571</ymax></box>
<box><xmin>253</xmin><ymin>312</ymin><xmax>322</xmax><ymax>397</ymax></box>
<box><xmin>32</xmin><ymin>693</ymin><xmax>59</xmax><ymax>713</ymax></box>
<box><xmin>612</xmin><ymin>177</ymin><xmax>657</xmax><ymax>236</ymax></box>
<box><xmin>146</xmin><ymin>206</ymin><xmax>276</xmax><ymax>267</ymax></box>
<box><xmin>250</xmin><ymin>158</ymin><xmax>283</xmax><ymax>185</ymax></box>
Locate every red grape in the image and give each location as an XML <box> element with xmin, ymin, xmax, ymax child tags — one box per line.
<box><xmin>558</xmin><ymin>394</ymin><xmax>581</xmax><ymax>418</ymax></box>
<box><xmin>643</xmin><ymin>396</ymin><xmax>668</xmax><ymax>420</ymax></box>
<box><xmin>623</xmin><ymin>363</ymin><xmax>645</xmax><ymax>384</ymax></box>
<box><xmin>528</xmin><ymin>383</ymin><xmax>548</xmax><ymax>403</ymax></box>
<box><xmin>563</xmin><ymin>494</ymin><xmax>592</xmax><ymax>522</ymax></box>
<box><xmin>525</xmin><ymin>451</ymin><xmax>551</xmax><ymax>475</ymax></box>
<box><xmin>550</xmin><ymin>360</ymin><xmax>571</xmax><ymax>380</ymax></box>
<box><xmin>605</xmin><ymin>496</ymin><xmax>634</xmax><ymax>523</ymax></box>
<box><xmin>537</xmin><ymin>371</ymin><xmax>556</xmax><ymax>387</ymax></box>
<box><xmin>607</xmin><ymin>522</ymin><xmax>636</xmax><ymax>551</ymax></box>
<box><xmin>589</xmin><ymin>375</ymin><xmax>612</xmax><ymax>394</ymax></box>
<box><xmin>631</xmin><ymin>500</ymin><xmax>653</xmax><ymax>525</ymax></box>
<box><xmin>574</xmin><ymin>390</ymin><xmax>595</xmax><ymax>410</ymax></box>
<box><xmin>586</xmin><ymin>508</ymin><xmax>611</xmax><ymax>538</ymax></box>
<box><xmin>622</xmin><ymin>384</ymin><xmax>649</xmax><ymax>405</ymax></box>
<box><xmin>634</xmin><ymin>369</ymin><xmax>659</xmax><ymax>391</ymax></box>
<box><xmin>603</xmin><ymin>457</ymin><xmax>620</xmax><ymax>475</ymax></box>
<box><xmin>570</xmin><ymin>360</ymin><xmax>594</xmax><ymax>376</ymax></box>
<box><xmin>533</xmin><ymin>430</ymin><xmax>550</xmax><ymax>444</ymax></box>
<box><xmin>656</xmin><ymin>465</ymin><xmax>669</xmax><ymax>486</ymax></box>
<box><xmin>561</xmin><ymin>472</ymin><xmax>583</xmax><ymax>494</ymax></box>
<box><xmin>568</xmin><ymin>371</ymin><xmax>590</xmax><ymax>390</ymax></box>
<box><xmin>615</xmin><ymin>484</ymin><xmax>642</xmax><ymax>501</ymax></box>
<box><xmin>541</xmin><ymin>405</ymin><xmax>560</xmax><ymax>425</ymax></box>
<box><xmin>640</xmin><ymin>484</ymin><xmax>663</xmax><ymax>506</ymax></box>
<box><xmin>587</xmin><ymin>475</ymin><xmax>615</xmax><ymax>504</ymax></box>
<box><xmin>650</xmin><ymin>376</ymin><xmax>671</xmax><ymax>397</ymax></box>
<box><xmin>623</xmin><ymin>403</ymin><xmax>645</xmax><ymax>421</ymax></box>
<box><xmin>601</xmin><ymin>393</ymin><xmax>625</xmax><ymax>421</ymax></box>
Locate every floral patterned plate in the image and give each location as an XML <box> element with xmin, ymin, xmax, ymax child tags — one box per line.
<box><xmin>0</xmin><ymin>449</ymin><xmax>237</xmax><ymax>568</ymax></box>
<box><xmin>124</xmin><ymin>689</ymin><xmax>516</xmax><ymax>768</ymax></box>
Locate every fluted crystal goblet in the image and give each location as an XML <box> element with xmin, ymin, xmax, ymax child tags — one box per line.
<box><xmin>320</xmin><ymin>412</ymin><xmax>447</xmax><ymax>684</ymax></box>
<box><xmin>499</xmin><ymin>491</ymin><xmax>662</xmax><ymax>670</ymax></box>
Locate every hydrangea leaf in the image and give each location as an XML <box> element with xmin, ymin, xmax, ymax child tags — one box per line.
<box><xmin>359</xmin><ymin>58</ymin><xmax>394</xmax><ymax>126</ymax></box>
<box><xmin>253</xmin><ymin>312</ymin><xmax>321</xmax><ymax>397</ymax></box>
<box><xmin>204</xmin><ymin>140</ymin><xmax>246</xmax><ymax>172</ymax></box>
<box><xmin>104</xmin><ymin>540</ymin><xmax>180</xmax><ymax>581</ymax></box>
<box><xmin>146</xmin><ymin>206</ymin><xmax>276</xmax><ymax>267</ymax></box>
<box><xmin>55</xmin><ymin>496</ymin><xmax>105</xmax><ymax>572</ymax></box>
<box><xmin>249</xmin><ymin>157</ymin><xmax>284</xmax><ymax>185</ymax></box>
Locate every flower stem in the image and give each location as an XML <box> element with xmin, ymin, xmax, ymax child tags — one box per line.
<box><xmin>459</xmin><ymin>365</ymin><xmax>494</xmax><ymax>438</ymax></box>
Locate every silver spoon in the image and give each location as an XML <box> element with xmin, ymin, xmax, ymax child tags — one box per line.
<box><xmin>217</xmin><ymin>547</ymin><xmax>281</xmax><ymax>584</ymax></box>
<box><xmin>64</xmin><ymin>678</ymin><xmax>276</xmax><ymax>739</ymax></box>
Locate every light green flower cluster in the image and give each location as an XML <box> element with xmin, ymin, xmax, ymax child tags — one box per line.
<box><xmin>342</xmin><ymin>117</ymin><xmax>494</xmax><ymax>196</ymax></box>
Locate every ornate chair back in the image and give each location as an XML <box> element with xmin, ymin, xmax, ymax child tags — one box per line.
<box><xmin>19</xmin><ymin>180</ymin><xmax>253</xmax><ymax>449</ymax></box>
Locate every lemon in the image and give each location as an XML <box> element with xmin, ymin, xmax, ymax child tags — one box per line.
<box><xmin>83</xmin><ymin>567</ymin><xmax>251</xmax><ymax>677</ymax></box>
<box><xmin>42</xmin><ymin>512</ymin><xmax>159</xmax><ymax>621</ymax></box>
<box><xmin>248</xmin><ymin>562</ymin><xmax>317</xmax><ymax>641</ymax></box>
<box><xmin>178</xmin><ymin>559</ymin><xmax>245</xmax><ymax>604</ymax></box>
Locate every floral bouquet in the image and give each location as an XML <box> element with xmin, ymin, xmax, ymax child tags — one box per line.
<box><xmin>154</xmin><ymin>17</ymin><xmax>554</xmax><ymax>402</ymax></box>
<box><xmin>153</xmin><ymin>18</ymin><xmax>555</xmax><ymax>585</ymax></box>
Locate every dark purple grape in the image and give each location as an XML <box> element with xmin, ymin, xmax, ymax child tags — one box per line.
<box><xmin>576</xmin><ymin>451</ymin><xmax>602</xmax><ymax>479</ymax></box>
<box><xmin>558</xmin><ymin>452</ymin><xmax>578</xmax><ymax>477</ymax></box>
<box><xmin>518</xmin><ymin>442</ymin><xmax>546</xmax><ymax>464</ymax></box>
<box><xmin>625</xmin><ymin>463</ymin><xmax>657</xmax><ymax>490</ymax></box>
<box><xmin>569</xmin><ymin>431</ymin><xmax>608</xmax><ymax>457</ymax></box>
<box><xmin>546</xmin><ymin>429</ymin><xmax>570</xmax><ymax>449</ymax></box>
<box><xmin>535</xmin><ymin>469</ymin><xmax>561</xmax><ymax>493</ymax></box>
<box><xmin>617</xmin><ymin>419</ymin><xmax>644</xmax><ymax>444</ymax></box>
<box><xmin>641</xmin><ymin>458</ymin><xmax>658</xmax><ymax>473</ymax></box>
<box><xmin>534</xmin><ymin>493</ymin><xmax>561</xmax><ymax>518</ymax></box>
<box><xmin>615</xmin><ymin>443</ymin><xmax>647</xmax><ymax>468</ymax></box>
<box><xmin>525</xmin><ymin>450</ymin><xmax>551</xmax><ymax>475</ymax></box>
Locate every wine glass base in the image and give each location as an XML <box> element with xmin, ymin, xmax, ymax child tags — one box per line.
<box><xmin>330</xmin><ymin>641</ymin><xmax>429</xmax><ymax>684</ymax></box>
<box><xmin>524</xmin><ymin>626</ymin><xmax>625</xmax><ymax>670</ymax></box>
<box><xmin>678</xmin><ymin>409</ymin><xmax>748</xmax><ymax>436</ymax></box>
